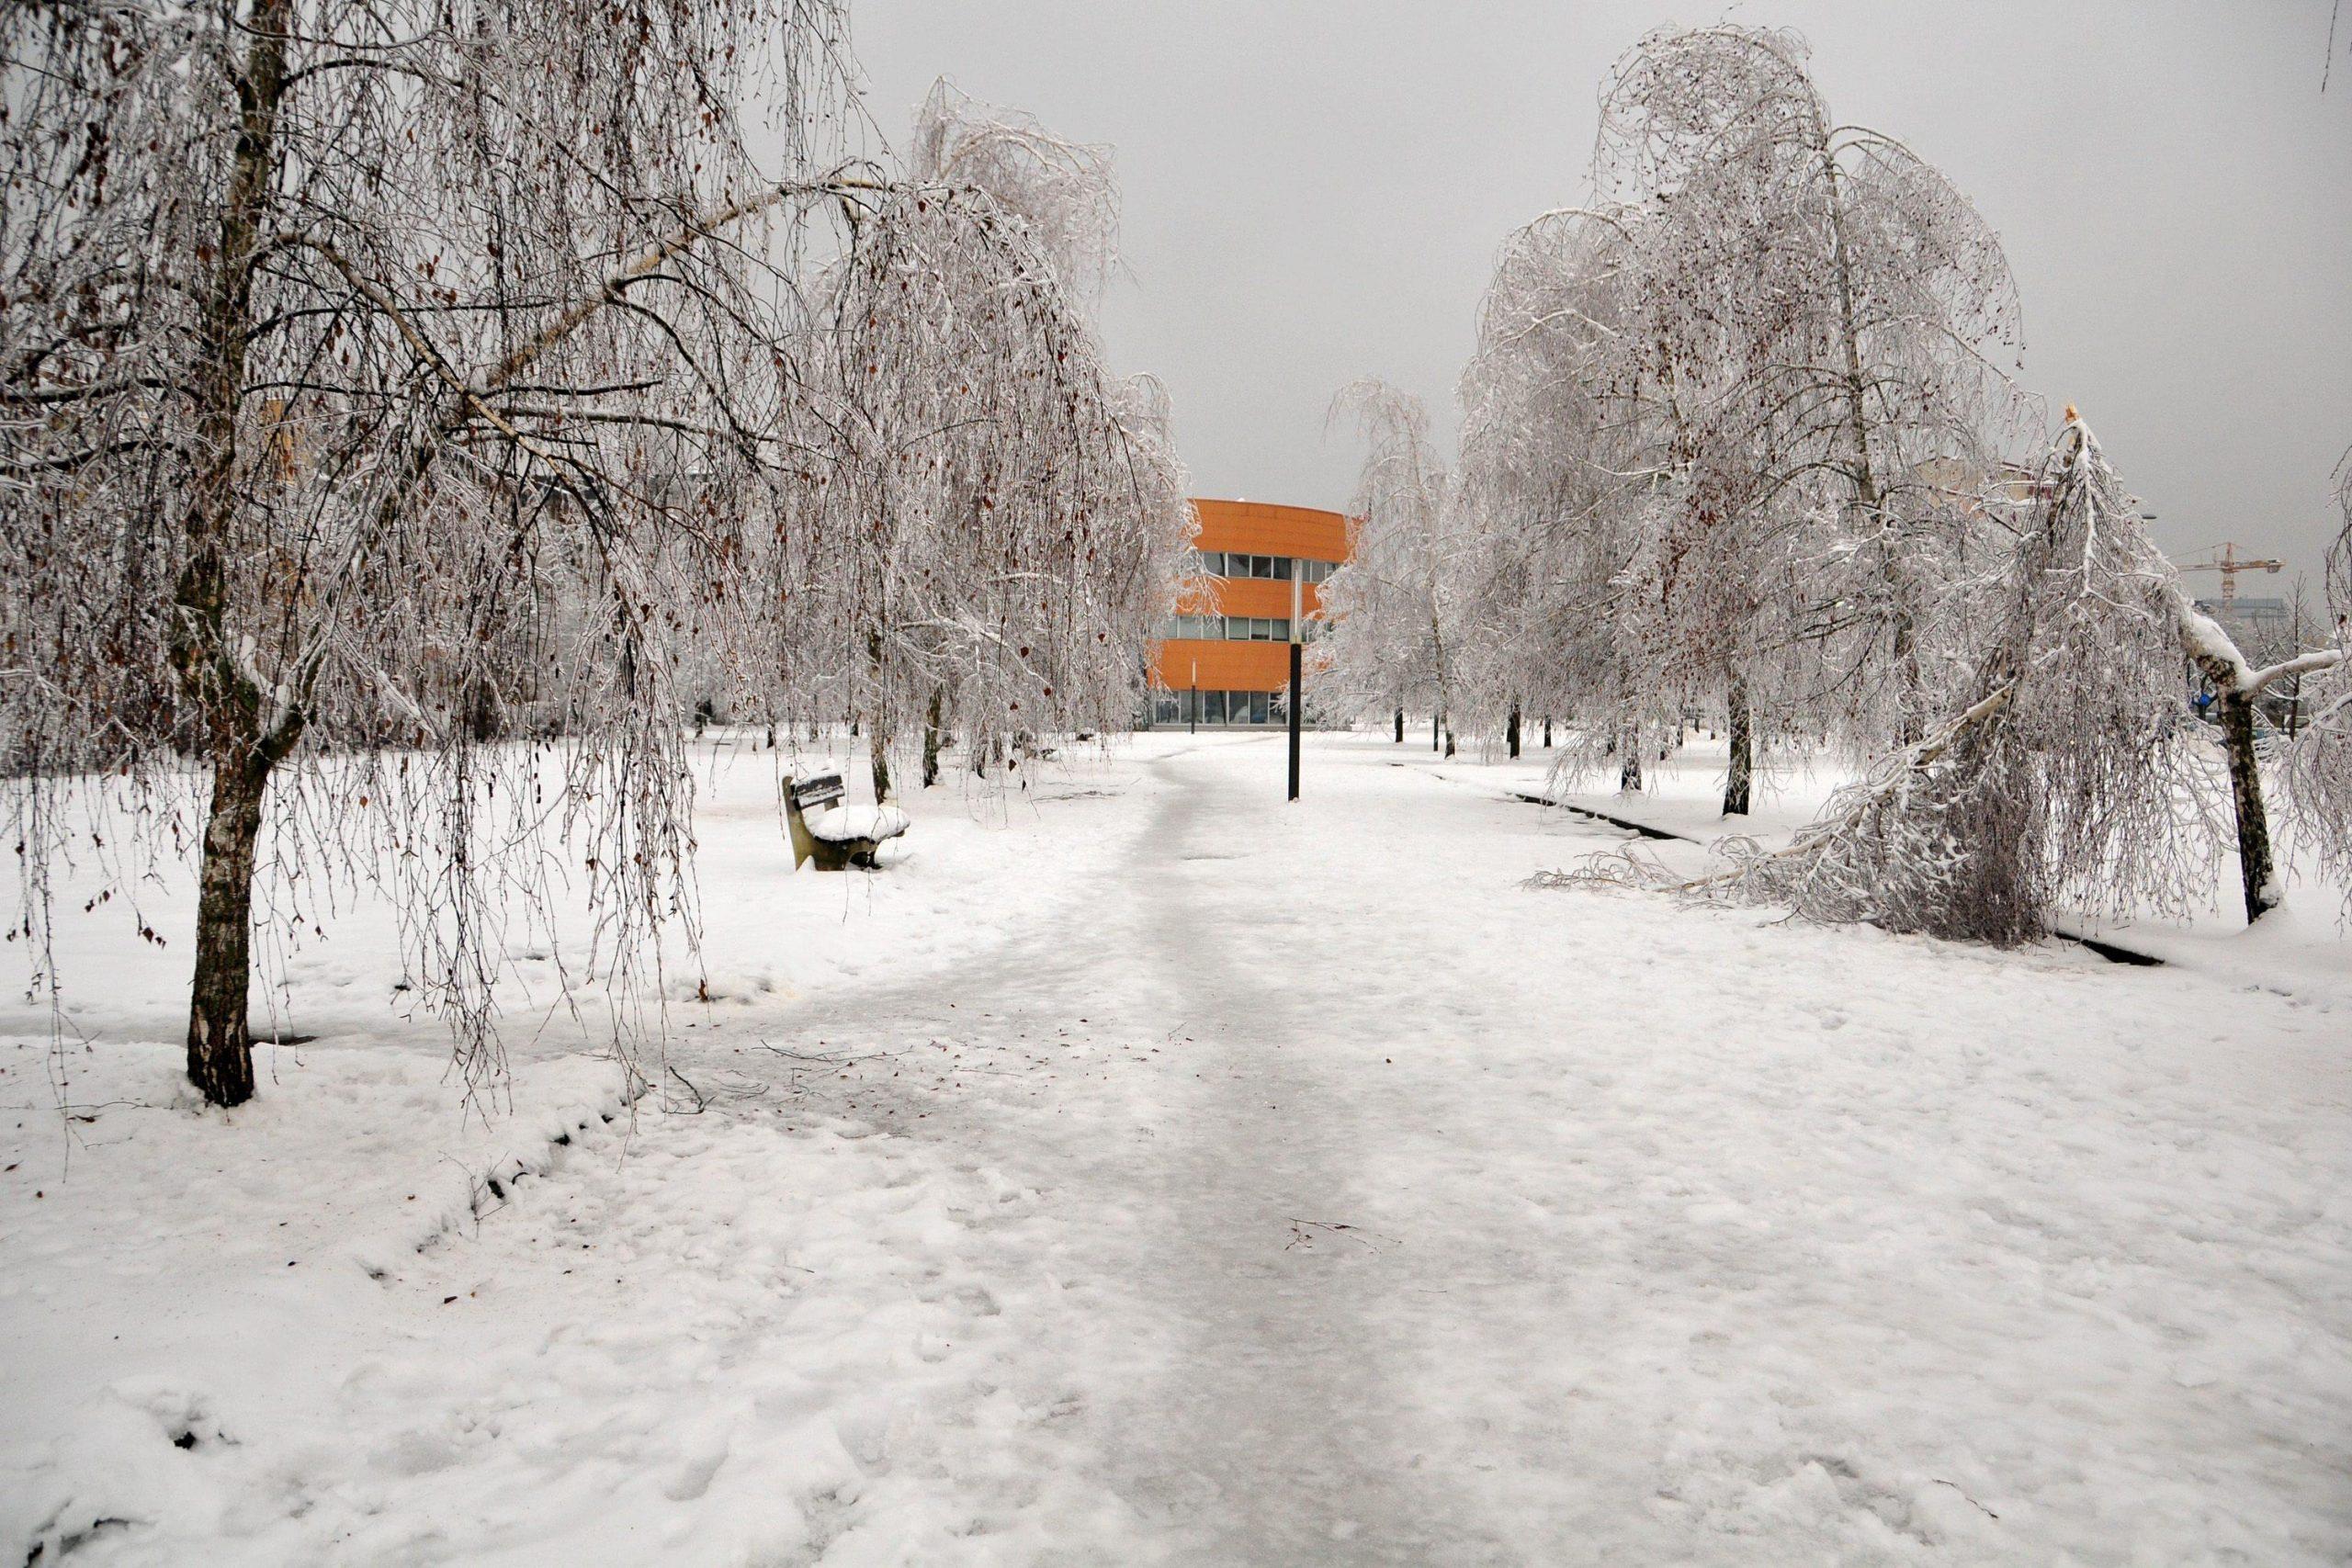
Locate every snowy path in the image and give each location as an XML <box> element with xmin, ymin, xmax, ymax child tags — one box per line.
<box><xmin>1073</xmin><ymin>739</ymin><xmax>1495</xmax><ymax>1561</ymax></box>
<box><xmin>7</xmin><ymin>732</ymin><xmax>2349</xmax><ymax>1564</ymax></box>
<box><xmin>650</xmin><ymin>735</ymin><xmax>2352</xmax><ymax>1562</ymax></box>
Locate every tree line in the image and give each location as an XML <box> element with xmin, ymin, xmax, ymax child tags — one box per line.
<box><xmin>1320</xmin><ymin>25</ymin><xmax>2350</xmax><ymax>944</ymax></box>
<box><xmin>0</xmin><ymin>1</ymin><xmax>1189</xmax><ymax>1107</ymax></box>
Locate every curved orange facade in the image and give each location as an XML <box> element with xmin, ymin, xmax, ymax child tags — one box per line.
<box><xmin>1149</xmin><ymin>499</ymin><xmax>1353</xmax><ymax>727</ymax></box>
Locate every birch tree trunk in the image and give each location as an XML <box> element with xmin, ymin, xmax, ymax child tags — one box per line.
<box><xmin>921</xmin><ymin>686</ymin><xmax>944</xmax><ymax>787</ymax></box>
<box><xmin>2219</xmin><ymin>690</ymin><xmax>2279</xmax><ymax>924</ymax></box>
<box><xmin>868</xmin><ymin>721</ymin><xmax>894</xmax><ymax>803</ymax></box>
<box><xmin>172</xmin><ymin>0</ymin><xmax>290</xmax><ymax>1107</ymax></box>
<box><xmin>1724</xmin><ymin>675</ymin><xmax>1754</xmax><ymax>817</ymax></box>
<box><xmin>1824</xmin><ymin>153</ymin><xmax>1923</xmax><ymax>746</ymax></box>
<box><xmin>864</xmin><ymin>630</ymin><xmax>893</xmax><ymax>802</ymax></box>
<box><xmin>187</xmin><ymin>757</ymin><xmax>271</xmax><ymax>1105</ymax></box>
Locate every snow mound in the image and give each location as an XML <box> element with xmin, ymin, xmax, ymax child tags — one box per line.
<box><xmin>808</xmin><ymin>805</ymin><xmax>910</xmax><ymax>843</ymax></box>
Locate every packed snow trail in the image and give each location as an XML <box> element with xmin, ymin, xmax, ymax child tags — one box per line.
<box><xmin>670</xmin><ymin>733</ymin><xmax>2351</xmax><ymax>1563</ymax></box>
<box><xmin>1076</xmin><ymin>739</ymin><xmax>1487</xmax><ymax>1562</ymax></box>
<box><xmin>6</xmin><ymin>731</ymin><xmax>2348</xmax><ymax>1563</ymax></box>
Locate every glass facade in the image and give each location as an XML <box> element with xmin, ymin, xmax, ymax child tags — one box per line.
<box><xmin>1163</xmin><ymin>615</ymin><xmax>1314</xmax><ymax>642</ymax></box>
<box><xmin>1190</xmin><ymin>550</ymin><xmax>1337</xmax><ymax>584</ymax></box>
<box><xmin>1149</xmin><ymin>688</ymin><xmax>1295</xmax><ymax>727</ymax></box>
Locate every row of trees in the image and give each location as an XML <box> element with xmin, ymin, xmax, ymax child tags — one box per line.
<box><xmin>1323</xmin><ymin>24</ymin><xmax>2349</xmax><ymax>942</ymax></box>
<box><xmin>1</xmin><ymin>2</ymin><xmax>1188</xmax><ymax>1106</ymax></box>
<box><xmin>773</xmin><ymin>86</ymin><xmax>1189</xmax><ymax>802</ymax></box>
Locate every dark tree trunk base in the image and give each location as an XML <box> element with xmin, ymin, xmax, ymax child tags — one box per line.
<box><xmin>187</xmin><ymin>758</ymin><xmax>269</xmax><ymax>1107</ymax></box>
<box><xmin>921</xmin><ymin>687</ymin><xmax>944</xmax><ymax>788</ymax></box>
<box><xmin>868</xmin><ymin>717</ymin><xmax>893</xmax><ymax>805</ymax></box>
<box><xmin>1724</xmin><ymin>677</ymin><xmax>1753</xmax><ymax>817</ymax></box>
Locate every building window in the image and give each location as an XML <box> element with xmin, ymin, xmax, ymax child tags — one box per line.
<box><xmin>1189</xmin><ymin>551</ymin><xmax>1340</xmax><ymax>585</ymax></box>
<box><xmin>1159</xmin><ymin>614</ymin><xmax>1306</xmax><ymax>642</ymax></box>
<box><xmin>1152</xmin><ymin>688</ymin><xmax>1300</xmax><ymax>725</ymax></box>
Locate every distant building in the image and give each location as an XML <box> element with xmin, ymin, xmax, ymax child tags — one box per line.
<box><xmin>1148</xmin><ymin>500</ymin><xmax>1351</xmax><ymax>727</ymax></box>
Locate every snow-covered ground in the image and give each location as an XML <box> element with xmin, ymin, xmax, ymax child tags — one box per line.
<box><xmin>5</xmin><ymin>729</ymin><xmax>2348</xmax><ymax>1563</ymax></box>
<box><xmin>1428</xmin><ymin>728</ymin><xmax>2352</xmax><ymax>1006</ymax></box>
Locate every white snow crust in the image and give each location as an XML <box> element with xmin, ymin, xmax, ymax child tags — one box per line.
<box><xmin>4</xmin><ymin>729</ymin><xmax>2347</xmax><ymax>1563</ymax></box>
<box><xmin>808</xmin><ymin>804</ymin><xmax>910</xmax><ymax>843</ymax></box>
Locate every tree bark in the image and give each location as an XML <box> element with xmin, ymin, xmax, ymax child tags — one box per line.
<box><xmin>1724</xmin><ymin>676</ymin><xmax>1753</xmax><ymax>817</ymax></box>
<box><xmin>2219</xmin><ymin>691</ymin><xmax>2279</xmax><ymax>924</ymax></box>
<box><xmin>1507</xmin><ymin>705</ymin><xmax>1521</xmax><ymax>760</ymax></box>
<box><xmin>1544</xmin><ymin>716</ymin><xmax>1553</xmax><ymax>749</ymax></box>
<box><xmin>187</xmin><ymin>754</ymin><xmax>270</xmax><ymax>1107</ymax></box>
<box><xmin>1817</xmin><ymin>139</ymin><xmax>1924</xmax><ymax>746</ymax></box>
<box><xmin>170</xmin><ymin>0</ymin><xmax>292</xmax><ymax>1109</ymax></box>
<box><xmin>862</xmin><ymin>629</ymin><xmax>892</xmax><ymax>801</ymax></box>
<box><xmin>867</xmin><ymin>716</ymin><xmax>893</xmax><ymax>804</ymax></box>
<box><xmin>921</xmin><ymin>686</ymin><xmax>944</xmax><ymax>788</ymax></box>
<box><xmin>1430</xmin><ymin>714</ymin><xmax>1439</xmax><ymax>752</ymax></box>
<box><xmin>1619</xmin><ymin>727</ymin><xmax>1642</xmax><ymax>792</ymax></box>
<box><xmin>1395</xmin><ymin>707</ymin><xmax>1404</xmax><ymax>744</ymax></box>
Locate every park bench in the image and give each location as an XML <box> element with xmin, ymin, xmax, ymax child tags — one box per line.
<box><xmin>782</xmin><ymin>769</ymin><xmax>910</xmax><ymax>871</ymax></box>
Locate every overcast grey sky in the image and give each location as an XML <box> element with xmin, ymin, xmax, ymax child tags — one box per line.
<box><xmin>846</xmin><ymin>2</ymin><xmax>2351</xmax><ymax>587</ymax></box>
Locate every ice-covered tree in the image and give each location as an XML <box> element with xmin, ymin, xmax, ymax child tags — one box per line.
<box><xmin>1451</xmin><ymin>28</ymin><xmax>2022</xmax><ymax>817</ymax></box>
<box><xmin>1591</xmin><ymin>24</ymin><xmax>2028</xmax><ymax>750</ymax></box>
<box><xmin>1570</xmin><ymin>414</ymin><xmax>2342</xmax><ymax>938</ymax></box>
<box><xmin>0</xmin><ymin>0</ymin><xmax>878</xmax><ymax>1105</ymax></box>
<box><xmin>772</xmin><ymin>86</ymin><xmax>1189</xmax><ymax>800</ymax></box>
<box><xmin>1451</xmin><ymin>207</ymin><xmax>1683</xmax><ymax>789</ymax></box>
<box><xmin>1317</xmin><ymin>380</ymin><xmax>1463</xmax><ymax>751</ymax></box>
<box><xmin>2277</xmin><ymin>449</ymin><xmax>2352</xmax><ymax>909</ymax></box>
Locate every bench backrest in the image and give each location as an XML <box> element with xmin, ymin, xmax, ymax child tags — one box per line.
<box><xmin>790</xmin><ymin>772</ymin><xmax>845</xmax><ymax>816</ymax></box>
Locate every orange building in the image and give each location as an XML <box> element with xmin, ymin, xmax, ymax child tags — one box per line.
<box><xmin>1148</xmin><ymin>499</ymin><xmax>1351</xmax><ymax>727</ymax></box>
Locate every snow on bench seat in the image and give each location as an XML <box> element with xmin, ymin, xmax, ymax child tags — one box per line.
<box><xmin>808</xmin><ymin>804</ymin><xmax>910</xmax><ymax>844</ymax></box>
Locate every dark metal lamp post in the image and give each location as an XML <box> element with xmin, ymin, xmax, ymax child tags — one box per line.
<box><xmin>1288</xmin><ymin>566</ymin><xmax>1303</xmax><ymax>801</ymax></box>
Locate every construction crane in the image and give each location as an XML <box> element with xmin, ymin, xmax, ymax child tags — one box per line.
<box><xmin>2179</xmin><ymin>541</ymin><xmax>2285</xmax><ymax>612</ymax></box>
